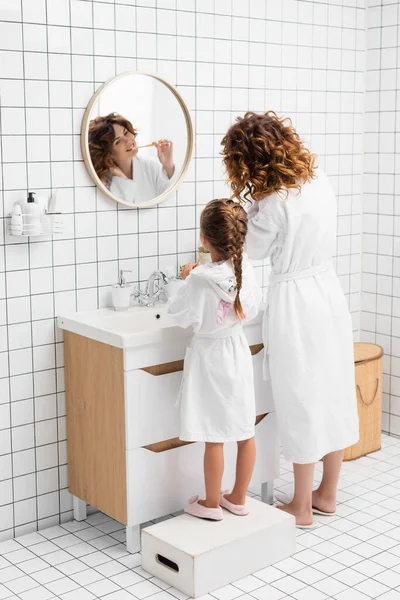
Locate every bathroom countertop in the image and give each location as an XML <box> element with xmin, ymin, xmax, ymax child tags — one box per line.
<box><xmin>57</xmin><ymin>304</ymin><xmax>266</xmax><ymax>350</ymax></box>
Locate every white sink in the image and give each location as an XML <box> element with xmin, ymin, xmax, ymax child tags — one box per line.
<box><xmin>57</xmin><ymin>305</ymin><xmax>185</xmax><ymax>349</ymax></box>
<box><xmin>101</xmin><ymin>307</ymin><xmax>174</xmax><ymax>334</ymax></box>
<box><xmin>57</xmin><ymin>303</ymin><xmax>264</xmax><ymax>349</ymax></box>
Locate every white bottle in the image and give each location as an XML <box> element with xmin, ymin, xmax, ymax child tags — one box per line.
<box><xmin>111</xmin><ymin>269</ymin><xmax>134</xmax><ymax>311</ymax></box>
<box><xmin>24</xmin><ymin>192</ymin><xmax>41</xmax><ymax>234</ymax></box>
<box><xmin>10</xmin><ymin>204</ymin><xmax>22</xmax><ymax>235</ymax></box>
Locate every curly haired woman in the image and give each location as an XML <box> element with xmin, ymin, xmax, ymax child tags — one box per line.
<box><xmin>88</xmin><ymin>113</ymin><xmax>174</xmax><ymax>203</ymax></box>
<box><xmin>222</xmin><ymin>111</ymin><xmax>359</xmax><ymax>528</ymax></box>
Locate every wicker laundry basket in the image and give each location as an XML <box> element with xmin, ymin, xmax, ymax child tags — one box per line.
<box><xmin>344</xmin><ymin>342</ymin><xmax>384</xmax><ymax>461</ymax></box>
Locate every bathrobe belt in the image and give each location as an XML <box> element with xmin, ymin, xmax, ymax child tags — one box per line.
<box><xmin>263</xmin><ymin>261</ymin><xmax>334</xmax><ymax>380</ymax></box>
<box><xmin>269</xmin><ymin>261</ymin><xmax>333</xmax><ymax>285</ymax></box>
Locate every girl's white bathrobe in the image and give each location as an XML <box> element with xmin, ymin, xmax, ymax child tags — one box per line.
<box><xmin>246</xmin><ymin>169</ymin><xmax>359</xmax><ymax>464</ymax></box>
<box><xmin>167</xmin><ymin>256</ymin><xmax>261</xmax><ymax>443</ymax></box>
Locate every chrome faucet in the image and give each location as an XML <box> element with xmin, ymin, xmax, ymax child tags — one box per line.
<box><xmin>146</xmin><ymin>270</ymin><xmax>168</xmax><ymax>302</ymax></box>
<box><xmin>132</xmin><ymin>270</ymin><xmax>168</xmax><ymax>307</ymax></box>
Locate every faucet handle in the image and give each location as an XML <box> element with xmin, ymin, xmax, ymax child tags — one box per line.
<box><xmin>154</xmin><ymin>271</ymin><xmax>168</xmax><ymax>288</ymax></box>
<box><xmin>118</xmin><ymin>269</ymin><xmax>132</xmax><ymax>287</ymax></box>
<box><xmin>155</xmin><ymin>288</ymin><xmax>168</xmax><ymax>304</ymax></box>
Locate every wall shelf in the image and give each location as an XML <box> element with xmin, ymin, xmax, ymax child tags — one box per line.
<box><xmin>8</xmin><ymin>213</ymin><xmax>63</xmax><ymax>237</ymax></box>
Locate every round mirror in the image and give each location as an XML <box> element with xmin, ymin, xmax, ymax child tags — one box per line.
<box><xmin>81</xmin><ymin>72</ymin><xmax>194</xmax><ymax>208</ymax></box>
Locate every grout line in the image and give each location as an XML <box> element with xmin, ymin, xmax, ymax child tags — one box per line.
<box><xmin>42</xmin><ymin>0</ymin><xmax>62</xmax><ymax>531</ymax></box>
<box><xmin>1</xmin><ymin>0</ymin><xmax>397</xmax><ymax>540</ymax></box>
<box><xmin>20</xmin><ymin>0</ymin><xmax>39</xmax><ymax>541</ymax></box>
<box><xmin>0</xmin><ymin>83</ymin><xmax>16</xmax><ymax>541</ymax></box>
<box><xmin>1</xmin><ymin>442</ymin><xmax>400</xmax><ymax>597</ymax></box>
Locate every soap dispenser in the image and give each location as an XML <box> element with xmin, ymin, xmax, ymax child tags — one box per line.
<box><xmin>24</xmin><ymin>192</ymin><xmax>41</xmax><ymax>234</ymax></box>
<box><xmin>111</xmin><ymin>269</ymin><xmax>133</xmax><ymax>311</ymax></box>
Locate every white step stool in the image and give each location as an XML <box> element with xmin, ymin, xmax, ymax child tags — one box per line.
<box><xmin>141</xmin><ymin>497</ymin><xmax>296</xmax><ymax>598</ymax></box>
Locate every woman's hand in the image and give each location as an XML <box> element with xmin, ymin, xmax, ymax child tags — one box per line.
<box><xmin>180</xmin><ymin>263</ymin><xmax>197</xmax><ymax>280</ymax></box>
<box><xmin>155</xmin><ymin>139</ymin><xmax>174</xmax><ymax>178</ymax></box>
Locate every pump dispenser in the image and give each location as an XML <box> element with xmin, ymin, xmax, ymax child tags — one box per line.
<box><xmin>24</xmin><ymin>191</ymin><xmax>41</xmax><ymax>233</ymax></box>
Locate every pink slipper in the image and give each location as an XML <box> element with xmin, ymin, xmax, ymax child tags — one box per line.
<box><xmin>220</xmin><ymin>491</ymin><xmax>249</xmax><ymax>516</ymax></box>
<box><xmin>184</xmin><ymin>496</ymin><xmax>223</xmax><ymax>521</ymax></box>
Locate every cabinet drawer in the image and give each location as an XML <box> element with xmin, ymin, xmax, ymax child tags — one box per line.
<box><xmin>126</xmin><ymin>438</ymin><xmax>204</xmax><ymax>525</ymax></box>
<box><xmin>126</xmin><ymin>412</ymin><xmax>279</xmax><ymax>526</ymax></box>
<box><xmin>125</xmin><ymin>346</ymin><xmax>274</xmax><ymax>450</ymax></box>
<box><xmin>125</xmin><ymin>368</ymin><xmax>181</xmax><ymax>450</ymax></box>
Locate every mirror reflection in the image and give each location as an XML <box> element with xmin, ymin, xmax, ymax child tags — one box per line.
<box><xmin>83</xmin><ymin>73</ymin><xmax>192</xmax><ymax>207</ymax></box>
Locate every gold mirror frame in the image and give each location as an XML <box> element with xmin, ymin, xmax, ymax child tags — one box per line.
<box><xmin>80</xmin><ymin>71</ymin><xmax>194</xmax><ymax>209</ymax></box>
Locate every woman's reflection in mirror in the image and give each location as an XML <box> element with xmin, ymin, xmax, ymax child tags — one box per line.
<box><xmin>88</xmin><ymin>113</ymin><xmax>175</xmax><ymax>204</ymax></box>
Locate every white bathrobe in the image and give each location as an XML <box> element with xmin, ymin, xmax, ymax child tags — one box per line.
<box><xmin>167</xmin><ymin>256</ymin><xmax>262</xmax><ymax>443</ymax></box>
<box><xmin>246</xmin><ymin>169</ymin><xmax>359</xmax><ymax>464</ymax></box>
<box><xmin>109</xmin><ymin>156</ymin><xmax>172</xmax><ymax>204</ymax></box>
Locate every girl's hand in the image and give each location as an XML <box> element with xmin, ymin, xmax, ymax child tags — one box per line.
<box><xmin>180</xmin><ymin>263</ymin><xmax>197</xmax><ymax>280</ymax></box>
<box><xmin>155</xmin><ymin>139</ymin><xmax>174</xmax><ymax>178</ymax></box>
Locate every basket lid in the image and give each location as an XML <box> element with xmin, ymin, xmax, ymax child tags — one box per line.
<box><xmin>354</xmin><ymin>342</ymin><xmax>383</xmax><ymax>364</ymax></box>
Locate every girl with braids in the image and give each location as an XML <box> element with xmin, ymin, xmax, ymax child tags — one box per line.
<box><xmin>168</xmin><ymin>199</ymin><xmax>261</xmax><ymax>521</ymax></box>
<box><xmin>222</xmin><ymin>111</ymin><xmax>359</xmax><ymax>528</ymax></box>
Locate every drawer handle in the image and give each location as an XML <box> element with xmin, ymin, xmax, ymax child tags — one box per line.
<box><xmin>141</xmin><ymin>344</ymin><xmax>264</xmax><ymax>376</ymax></box>
<box><xmin>156</xmin><ymin>554</ymin><xmax>179</xmax><ymax>573</ymax></box>
<box><xmin>144</xmin><ymin>438</ymin><xmax>193</xmax><ymax>453</ymax></box>
<box><xmin>250</xmin><ymin>343</ymin><xmax>264</xmax><ymax>356</ymax></box>
<box><xmin>143</xmin><ymin>414</ymin><xmax>269</xmax><ymax>453</ymax></box>
<box><xmin>356</xmin><ymin>379</ymin><xmax>379</xmax><ymax>407</ymax></box>
<box><xmin>142</xmin><ymin>361</ymin><xmax>183</xmax><ymax>376</ymax></box>
<box><xmin>255</xmin><ymin>413</ymin><xmax>268</xmax><ymax>425</ymax></box>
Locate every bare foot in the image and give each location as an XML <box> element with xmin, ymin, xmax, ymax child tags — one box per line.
<box><xmin>312</xmin><ymin>489</ymin><xmax>336</xmax><ymax>514</ymax></box>
<box><xmin>276</xmin><ymin>502</ymin><xmax>314</xmax><ymax>527</ymax></box>
<box><xmin>223</xmin><ymin>493</ymin><xmax>246</xmax><ymax>506</ymax></box>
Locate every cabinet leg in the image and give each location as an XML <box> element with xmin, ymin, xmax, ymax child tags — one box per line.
<box><xmin>73</xmin><ymin>496</ymin><xmax>87</xmax><ymax>521</ymax></box>
<box><xmin>261</xmin><ymin>481</ymin><xmax>274</xmax><ymax>505</ymax></box>
<box><xmin>126</xmin><ymin>525</ymin><xmax>141</xmax><ymax>554</ymax></box>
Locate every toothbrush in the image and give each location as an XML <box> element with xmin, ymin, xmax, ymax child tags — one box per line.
<box><xmin>137</xmin><ymin>142</ymin><xmax>156</xmax><ymax>149</ymax></box>
<box><xmin>179</xmin><ymin>253</ymin><xmax>203</xmax><ymax>278</ymax></box>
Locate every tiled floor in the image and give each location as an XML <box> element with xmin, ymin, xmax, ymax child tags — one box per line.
<box><xmin>1</xmin><ymin>435</ymin><xmax>400</xmax><ymax>600</ymax></box>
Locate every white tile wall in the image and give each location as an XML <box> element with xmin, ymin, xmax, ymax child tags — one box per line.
<box><xmin>0</xmin><ymin>0</ymin><xmax>365</xmax><ymax>540</ymax></box>
<box><xmin>361</xmin><ymin>0</ymin><xmax>400</xmax><ymax>437</ymax></box>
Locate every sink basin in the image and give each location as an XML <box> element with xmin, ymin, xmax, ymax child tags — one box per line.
<box><xmin>57</xmin><ymin>305</ymin><xmax>185</xmax><ymax>349</ymax></box>
<box><xmin>57</xmin><ymin>303</ymin><xmax>265</xmax><ymax>349</ymax></box>
<box><xmin>101</xmin><ymin>307</ymin><xmax>174</xmax><ymax>334</ymax></box>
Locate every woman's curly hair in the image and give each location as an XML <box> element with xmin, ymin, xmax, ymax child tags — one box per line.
<box><xmin>88</xmin><ymin>113</ymin><xmax>137</xmax><ymax>185</ymax></box>
<box><xmin>221</xmin><ymin>111</ymin><xmax>316</xmax><ymax>202</ymax></box>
